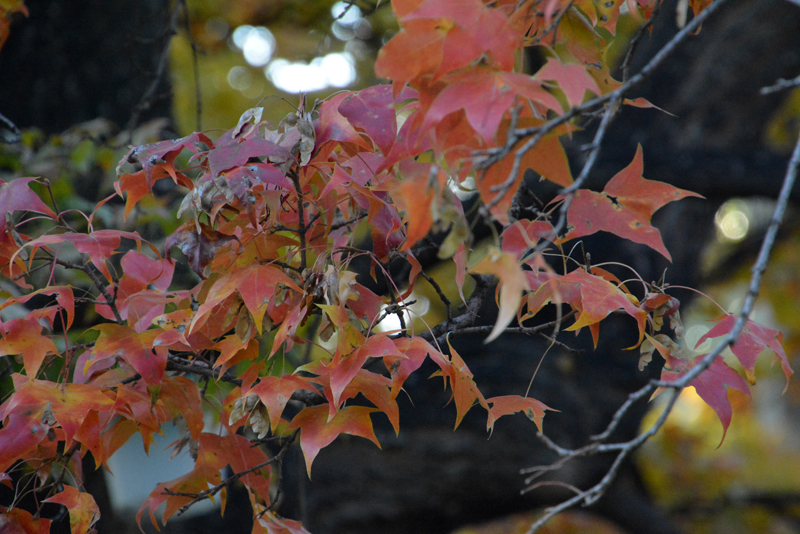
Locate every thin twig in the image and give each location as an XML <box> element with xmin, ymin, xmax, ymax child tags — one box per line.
<box><xmin>760</xmin><ymin>72</ymin><xmax>800</xmax><ymax>95</ymax></box>
<box><xmin>172</xmin><ymin>430</ymin><xmax>300</xmax><ymax>516</ymax></box>
<box><xmin>522</xmin><ymin>118</ymin><xmax>800</xmax><ymax>533</ymax></box>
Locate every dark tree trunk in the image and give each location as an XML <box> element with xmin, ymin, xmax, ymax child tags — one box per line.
<box><xmin>0</xmin><ymin>0</ymin><xmax>173</xmax><ymax>134</ymax></box>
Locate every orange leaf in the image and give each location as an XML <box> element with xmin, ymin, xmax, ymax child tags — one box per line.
<box><xmin>289</xmin><ymin>405</ymin><xmax>380</xmax><ymax>476</ymax></box>
<box><xmin>250</xmin><ymin>375</ymin><xmax>321</xmax><ymax>431</ymax></box>
<box><xmin>535</xmin><ymin>59</ymin><xmax>601</xmax><ymax>108</ymax></box>
<box><xmin>469</xmin><ymin>247</ymin><xmax>530</xmax><ymax>343</ymax></box>
<box><xmin>44</xmin><ymin>486</ymin><xmax>100</xmax><ymax>534</ymax></box>
<box><xmin>698</xmin><ymin>314</ymin><xmax>793</xmax><ymax>388</ymax></box>
<box><xmin>0</xmin><ymin>314</ymin><xmax>59</xmax><ymax>378</ymax></box>
<box><xmin>90</xmin><ymin>325</ymin><xmax>165</xmax><ymax>386</ymax></box>
<box><xmin>0</xmin><ymin>506</ymin><xmax>51</xmax><ymax>534</ymax></box>
<box><xmin>0</xmin><ymin>409</ymin><xmax>49</xmax><ymax>473</ymax></box>
<box><xmin>1</xmin><ymin>378</ymin><xmax>114</xmax><ymax>449</ymax></box>
<box><xmin>0</xmin><ymin>177</ymin><xmax>56</xmax><ymax>219</ymax></box>
<box><xmin>443</xmin><ymin>338</ymin><xmax>489</xmax><ymax>429</ymax></box>
<box><xmin>558</xmin><ymin>145</ymin><xmax>702</xmax><ymax>261</ymax></box>
<box><xmin>526</xmin><ymin>269</ymin><xmax>646</xmax><ymax>347</ymax></box>
<box><xmin>486</xmin><ymin>395</ymin><xmax>553</xmax><ymax>433</ymax></box>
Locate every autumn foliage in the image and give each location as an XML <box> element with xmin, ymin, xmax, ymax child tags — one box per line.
<box><xmin>0</xmin><ymin>0</ymin><xmax>792</xmax><ymax>533</ymax></box>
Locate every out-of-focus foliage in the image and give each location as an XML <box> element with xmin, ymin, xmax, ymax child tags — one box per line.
<box><xmin>171</xmin><ymin>0</ymin><xmax>395</xmax><ymax>133</ymax></box>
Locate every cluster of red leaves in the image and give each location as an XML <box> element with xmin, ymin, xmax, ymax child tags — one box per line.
<box><xmin>0</xmin><ymin>0</ymin><xmax>790</xmax><ymax>533</ymax></box>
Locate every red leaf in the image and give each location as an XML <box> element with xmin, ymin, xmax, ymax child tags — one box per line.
<box><xmin>377</xmin><ymin>0</ymin><xmax>519</xmax><ymax>87</ymax></box>
<box><xmin>469</xmin><ymin>247</ymin><xmax>530</xmax><ymax>343</ymax></box>
<box><xmin>558</xmin><ymin>145</ymin><xmax>702</xmax><ymax>261</ymax></box>
<box><xmin>697</xmin><ymin>314</ymin><xmax>793</xmax><ymax>388</ymax></box>
<box><xmin>256</xmin><ymin>513</ymin><xmax>312</xmax><ymax>534</ymax></box>
<box><xmin>0</xmin><ymin>314</ymin><xmax>59</xmax><ymax>378</ymax></box>
<box><xmin>207</xmin><ymin>136</ymin><xmax>293</xmax><ymax>178</ymax></box>
<box><xmin>160</xmin><ymin>376</ymin><xmax>204</xmax><ymax>440</ymax></box>
<box><xmin>316</xmin><ymin>92</ymin><xmax>371</xmax><ymax>149</ymax></box>
<box><xmin>386</xmin><ymin>337</ymin><xmax>441</xmax><ymax>399</ymax></box>
<box><xmin>0</xmin><ymin>177</ymin><xmax>56</xmax><ymax>219</ymax></box>
<box><xmin>289</xmin><ymin>404</ymin><xmax>381</xmax><ymax>476</ymax></box>
<box><xmin>328</xmin><ymin>334</ymin><xmax>404</xmax><ymax>407</ymax></box>
<box><xmin>501</xmin><ymin>220</ymin><xmax>555</xmax><ymax>261</ymax></box>
<box><xmin>1</xmin><ymin>378</ymin><xmax>115</xmax><ymax>449</ymax></box>
<box><xmin>526</xmin><ymin>269</ymin><xmax>646</xmax><ymax>347</ymax></box>
<box><xmin>44</xmin><ymin>485</ymin><xmax>100</xmax><ymax>534</ymax></box>
<box><xmin>137</xmin><ymin>463</ymin><xmax>222</xmax><ymax>530</ymax></box>
<box><xmin>20</xmin><ymin>229</ymin><xmax>155</xmax><ymax>283</ymax></box>
<box><xmin>391</xmin><ymin>162</ymin><xmax>437</xmax><ymax>252</ymax></box>
<box><xmin>535</xmin><ymin>58</ymin><xmax>601</xmax><ymax>108</ymax></box>
<box><xmin>0</xmin><ymin>409</ymin><xmax>50</xmax><ymax>473</ymax></box>
<box><xmin>90</xmin><ymin>325</ymin><xmax>165</xmax><ymax>386</ymax></box>
<box><xmin>198</xmin><ymin>433</ymin><xmax>272</xmax><ymax>502</ymax></box>
<box><xmin>250</xmin><ymin>375</ymin><xmax>320</xmax><ymax>431</ymax></box>
<box><xmin>422</xmin><ymin>69</ymin><xmax>560</xmax><ymax>143</ymax></box>
<box><xmin>190</xmin><ymin>263</ymin><xmax>302</xmax><ymax>336</ymax></box>
<box><xmin>478</xmin><ymin>121</ymin><xmax>572</xmax><ymax>222</ymax></box>
<box><xmin>486</xmin><ymin>395</ymin><xmax>553</xmax><ymax>433</ymax></box>
<box><xmin>338</xmin><ymin>85</ymin><xmax>402</xmax><ymax>155</ymax></box>
<box><xmin>441</xmin><ymin>338</ymin><xmax>488</xmax><ymax>428</ymax></box>
<box><xmin>660</xmin><ymin>354</ymin><xmax>750</xmax><ymax>445</ymax></box>
<box><xmin>0</xmin><ymin>507</ymin><xmax>52</xmax><ymax>534</ymax></box>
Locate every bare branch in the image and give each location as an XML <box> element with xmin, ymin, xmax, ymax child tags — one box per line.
<box><xmin>522</xmin><ymin>116</ymin><xmax>800</xmax><ymax>533</ymax></box>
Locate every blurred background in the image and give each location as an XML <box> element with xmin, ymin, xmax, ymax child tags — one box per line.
<box><xmin>2</xmin><ymin>0</ymin><xmax>800</xmax><ymax>533</ymax></box>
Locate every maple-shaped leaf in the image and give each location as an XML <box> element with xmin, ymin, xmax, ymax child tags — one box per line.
<box><xmin>137</xmin><ymin>463</ymin><xmax>222</xmax><ymax>530</ymax></box>
<box><xmin>486</xmin><ymin>395</ymin><xmax>553</xmax><ymax>433</ymax></box>
<box><xmin>526</xmin><ymin>269</ymin><xmax>646</xmax><ymax>347</ymax></box>
<box><xmin>422</xmin><ymin>69</ymin><xmax>560</xmax><ymax>144</ymax></box>
<box><xmin>501</xmin><ymin>220</ymin><xmax>555</xmax><ymax>261</ymax></box>
<box><xmin>207</xmin><ymin>135</ymin><xmax>293</xmax><ymax>178</ymax></box>
<box><xmin>697</xmin><ymin>314</ymin><xmax>793</xmax><ymax>388</ymax></box>
<box><xmin>249</xmin><ymin>375</ymin><xmax>321</xmax><ymax>431</ymax></box>
<box><xmin>17</xmin><ymin>229</ymin><xmax>155</xmax><ymax>283</ymax></box>
<box><xmin>535</xmin><ymin>58</ymin><xmax>601</xmax><ymax>108</ymax></box>
<box><xmin>439</xmin><ymin>338</ymin><xmax>489</xmax><ymax>428</ymax></box>
<box><xmin>115</xmin><ymin>165</ymin><xmax>187</xmax><ymax>220</ymax></box>
<box><xmin>122</xmin><ymin>131</ymin><xmax>213</xmax><ymax>184</ymax></box>
<box><xmin>90</xmin><ymin>325</ymin><xmax>165</xmax><ymax>386</ymax></box>
<box><xmin>165</xmin><ymin>221</ymin><xmax>238</xmax><ymax>277</ymax></box>
<box><xmin>44</xmin><ymin>486</ymin><xmax>100</xmax><ymax>534</ymax></box>
<box><xmin>190</xmin><ymin>263</ymin><xmax>302</xmax><ymax>336</ymax></box>
<box><xmin>387</xmin><ymin>337</ymin><xmax>445</xmax><ymax>399</ymax></box>
<box><xmin>660</xmin><ymin>353</ymin><xmax>750</xmax><ymax>446</ymax></box>
<box><xmin>95</xmin><ymin>250</ymin><xmax>174</xmax><ymax>332</ymax></box>
<box><xmin>0</xmin><ymin>507</ymin><xmax>52</xmax><ymax>534</ymax></box>
<box><xmin>337</xmin><ymin>85</ymin><xmax>408</xmax><ymax>155</ymax></box>
<box><xmin>558</xmin><ymin>145</ymin><xmax>702</xmax><ymax>261</ymax></box>
<box><xmin>469</xmin><ymin>247</ymin><xmax>530</xmax><ymax>343</ymax></box>
<box><xmin>159</xmin><ymin>376</ymin><xmax>204</xmax><ymax>440</ymax></box>
<box><xmin>320</xmin><ymin>334</ymin><xmax>404</xmax><ymax>408</ymax></box>
<box><xmin>0</xmin><ymin>313</ymin><xmax>59</xmax><ymax>378</ymax></box>
<box><xmin>289</xmin><ymin>404</ymin><xmax>380</xmax><ymax>476</ymax></box>
<box><xmin>198</xmin><ymin>433</ymin><xmax>273</xmax><ymax>502</ymax></box>
<box><xmin>2</xmin><ymin>377</ymin><xmax>115</xmax><ymax>448</ymax></box>
<box><xmin>0</xmin><ymin>177</ymin><xmax>56</xmax><ymax>219</ymax></box>
<box><xmin>0</xmin><ymin>409</ymin><xmax>50</xmax><ymax>473</ymax></box>
<box><xmin>376</xmin><ymin>0</ymin><xmax>519</xmax><ymax>89</ymax></box>
<box><xmin>390</xmin><ymin>162</ymin><xmax>437</xmax><ymax>252</ymax></box>
<box><xmin>4</xmin><ymin>286</ymin><xmax>75</xmax><ymax>331</ymax></box>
